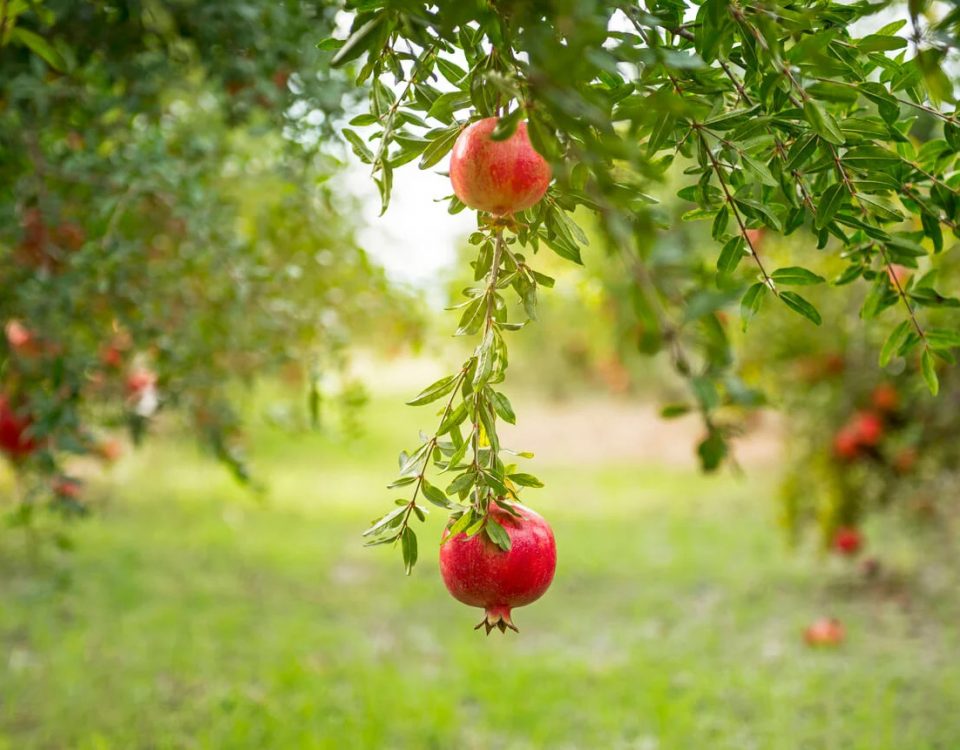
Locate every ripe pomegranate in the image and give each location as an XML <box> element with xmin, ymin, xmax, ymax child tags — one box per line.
<box><xmin>870</xmin><ymin>383</ymin><xmax>899</xmax><ymax>413</ymax></box>
<box><xmin>804</xmin><ymin>617</ymin><xmax>845</xmax><ymax>647</ymax></box>
<box><xmin>850</xmin><ymin>411</ymin><xmax>883</xmax><ymax>446</ymax></box>
<box><xmin>53</xmin><ymin>476</ymin><xmax>82</xmax><ymax>499</ymax></box>
<box><xmin>5</xmin><ymin>320</ymin><xmax>34</xmax><ymax>353</ymax></box>
<box><xmin>833</xmin><ymin>427</ymin><xmax>860</xmax><ymax>461</ymax></box>
<box><xmin>440</xmin><ymin>502</ymin><xmax>556</xmax><ymax>634</ymax></box>
<box><xmin>832</xmin><ymin>526</ymin><xmax>863</xmax><ymax>556</ymax></box>
<box><xmin>96</xmin><ymin>438</ymin><xmax>123</xmax><ymax>463</ymax></box>
<box><xmin>0</xmin><ymin>397</ymin><xmax>39</xmax><ymax>458</ymax></box>
<box><xmin>449</xmin><ymin>118</ymin><xmax>551</xmax><ymax>216</ymax></box>
<box><xmin>126</xmin><ymin>368</ymin><xmax>157</xmax><ymax>395</ymax></box>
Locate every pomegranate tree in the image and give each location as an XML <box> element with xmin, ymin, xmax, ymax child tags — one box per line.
<box><xmin>440</xmin><ymin>503</ymin><xmax>556</xmax><ymax>633</ymax></box>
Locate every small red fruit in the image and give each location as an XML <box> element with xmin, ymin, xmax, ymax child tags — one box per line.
<box><xmin>126</xmin><ymin>368</ymin><xmax>157</xmax><ymax>395</ymax></box>
<box><xmin>887</xmin><ymin>264</ymin><xmax>911</xmax><ymax>288</ymax></box>
<box><xmin>851</xmin><ymin>411</ymin><xmax>883</xmax><ymax>446</ymax></box>
<box><xmin>96</xmin><ymin>438</ymin><xmax>123</xmax><ymax>463</ymax></box>
<box><xmin>0</xmin><ymin>396</ymin><xmax>40</xmax><ymax>458</ymax></box>
<box><xmin>5</xmin><ymin>320</ymin><xmax>33</xmax><ymax>352</ymax></box>
<box><xmin>804</xmin><ymin>617</ymin><xmax>845</xmax><ymax>647</ymax></box>
<box><xmin>449</xmin><ymin>118</ymin><xmax>551</xmax><ymax>216</ymax></box>
<box><xmin>53</xmin><ymin>476</ymin><xmax>83</xmax><ymax>499</ymax></box>
<box><xmin>440</xmin><ymin>502</ymin><xmax>557</xmax><ymax>634</ymax></box>
<box><xmin>833</xmin><ymin>428</ymin><xmax>860</xmax><ymax>461</ymax></box>
<box><xmin>832</xmin><ymin>526</ymin><xmax>863</xmax><ymax>556</ymax></box>
<box><xmin>870</xmin><ymin>383</ymin><xmax>899</xmax><ymax>413</ymax></box>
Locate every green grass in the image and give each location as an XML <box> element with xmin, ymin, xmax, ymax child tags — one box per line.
<box><xmin>2</xmin><ymin>395</ymin><xmax>959</xmax><ymax>749</ymax></box>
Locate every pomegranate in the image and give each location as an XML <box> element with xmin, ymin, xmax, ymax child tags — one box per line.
<box><xmin>5</xmin><ymin>320</ymin><xmax>34</xmax><ymax>353</ymax></box>
<box><xmin>832</xmin><ymin>526</ymin><xmax>863</xmax><ymax>556</ymax></box>
<box><xmin>440</xmin><ymin>502</ymin><xmax>556</xmax><ymax>633</ymax></box>
<box><xmin>850</xmin><ymin>411</ymin><xmax>883</xmax><ymax>446</ymax></box>
<box><xmin>870</xmin><ymin>383</ymin><xmax>899</xmax><ymax>413</ymax></box>
<box><xmin>0</xmin><ymin>396</ymin><xmax>39</xmax><ymax>458</ymax></box>
<box><xmin>53</xmin><ymin>476</ymin><xmax>82</xmax><ymax>499</ymax></box>
<box><xmin>804</xmin><ymin>617</ymin><xmax>845</xmax><ymax>647</ymax></box>
<box><xmin>832</xmin><ymin>428</ymin><xmax>860</xmax><ymax>461</ymax></box>
<box><xmin>449</xmin><ymin>118</ymin><xmax>551</xmax><ymax>216</ymax></box>
<box><xmin>126</xmin><ymin>368</ymin><xmax>157</xmax><ymax>395</ymax></box>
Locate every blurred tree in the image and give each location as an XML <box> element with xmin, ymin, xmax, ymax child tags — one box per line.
<box><xmin>0</xmin><ymin>1</ymin><xmax>422</xmax><ymax>533</ymax></box>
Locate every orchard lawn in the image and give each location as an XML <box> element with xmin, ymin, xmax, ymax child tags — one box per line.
<box><xmin>2</xmin><ymin>394</ymin><xmax>959</xmax><ymax>750</ymax></box>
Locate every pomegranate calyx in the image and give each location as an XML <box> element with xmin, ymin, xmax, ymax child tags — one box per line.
<box><xmin>475</xmin><ymin>605</ymin><xmax>519</xmax><ymax>635</ymax></box>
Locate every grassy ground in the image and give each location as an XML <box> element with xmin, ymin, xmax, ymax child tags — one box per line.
<box><xmin>1</xmin><ymin>394</ymin><xmax>959</xmax><ymax>749</ymax></box>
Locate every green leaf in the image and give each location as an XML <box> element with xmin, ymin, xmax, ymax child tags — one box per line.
<box><xmin>717</xmin><ymin>236</ymin><xmax>745</xmax><ymax>275</ymax></box>
<box><xmin>779</xmin><ymin>291</ymin><xmax>822</xmax><ymax>325</ymax></box>
<box><xmin>485</xmin><ymin>518</ymin><xmax>512</xmax><ymax>552</ymax></box>
<box><xmin>444</xmin><ymin>510</ymin><xmax>475</xmax><ymax>542</ymax></box>
<box><xmin>419</xmin><ymin>126</ymin><xmax>461</xmax><ymax>170</ymax></box>
<box><xmin>770</xmin><ymin>267</ymin><xmax>825</xmax><ymax>286</ymax></box>
<box><xmin>740</xmin><ymin>282</ymin><xmax>768</xmax><ymax>331</ymax></box>
<box><xmin>401</xmin><ymin>527</ymin><xmax>418</xmax><ymax>575</ymax></box>
<box><xmin>407</xmin><ymin>375</ymin><xmax>458</xmax><ymax>406</ymax></box>
<box><xmin>362</xmin><ymin>506</ymin><xmax>406</xmax><ymax>538</ymax></box>
<box><xmin>857</xmin><ymin>34</ymin><xmax>908</xmax><ymax>52</ymax></box>
<box><xmin>342</xmin><ymin>129</ymin><xmax>374</xmax><ymax>164</ymax></box>
<box><xmin>490</xmin><ymin>108</ymin><xmax>524</xmax><ymax>141</ymax></box>
<box><xmin>508</xmin><ymin>473</ymin><xmax>544</xmax><ymax>488</ymax></box>
<box><xmin>803</xmin><ymin>100</ymin><xmax>845</xmax><ymax>146</ymax></box>
<box><xmin>10</xmin><ymin>28</ymin><xmax>66</xmax><ymax>71</ymax></box>
<box><xmin>879</xmin><ymin>320</ymin><xmax>912</xmax><ymax>367</ymax></box>
<box><xmin>815</xmin><ymin>183</ymin><xmax>846</xmax><ymax>230</ymax></box>
<box><xmin>331</xmin><ymin>16</ymin><xmax>384</xmax><ymax>67</ymax></box>
<box><xmin>921</xmin><ymin>348</ymin><xmax>939</xmax><ymax>395</ymax></box>
<box><xmin>488</xmin><ymin>390</ymin><xmax>516</xmax><ymax>424</ymax></box>
<box><xmin>420</xmin><ymin>478</ymin><xmax>453</xmax><ymax>509</ymax></box>
<box><xmin>741</xmin><ymin>154</ymin><xmax>778</xmax><ymax>187</ymax></box>
<box><xmin>925</xmin><ymin>328</ymin><xmax>960</xmax><ymax>350</ymax></box>
<box><xmin>661</xmin><ymin>403</ymin><xmax>692</xmax><ymax>418</ymax></box>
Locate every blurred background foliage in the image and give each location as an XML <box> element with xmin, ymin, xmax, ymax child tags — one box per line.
<box><xmin>0</xmin><ymin>0</ymin><xmax>424</xmax><ymax>531</ymax></box>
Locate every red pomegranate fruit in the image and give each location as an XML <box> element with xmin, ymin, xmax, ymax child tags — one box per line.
<box><xmin>440</xmin><ymin>502</ymin><xmax>556</xmax><ymax>634</ymax></box>
<box><xmin>870</xmin><ymin>383</ymin><xmax>899</xmax><ymax>413</ymax></box>
<box><xmin>832</xmin><ymin>428</ymin><xmax>860</xmax><ymax>461</ymax></box>
<box><xmin>0</xmin><ymin>396</ymin><xmax>39</xmax><ymax>458</ymax></box>
<box><xmin>832</xmin><ymin>526</ymin><xmax>863</xmax><ymax>556</ymax></box>
<box><xmin>126</xmin><ymin>368</ymin><xmax>157</xmax><ymax>395</ymax></box>
<box><xmin>804</xmin><ymin>617</ymin><xmax>845</xmax><ymax>647</ymax></box>
<box><xmin>449</xmin><ymin>117</ymin><xmax>551</xmax><ymax>216</ymax></box>
<box><xmin>851</xmin><ymin>411</ymin><xmax>883</xmax><ymax>446</ymax></box>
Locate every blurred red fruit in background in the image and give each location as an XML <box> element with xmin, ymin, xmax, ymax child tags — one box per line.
<box><xmin>870</xmin><ymin>383</ymin><xmax>899</xmax><ymax>412</ymax></box>
<box><xmin>804</xmin><ymin>617</ymin><xmax>845</xmax><ymax>647</ymax></box>
<box><xmin>833</xmin><ymin>526</ymin><xmax>863</xmax><ymax>556</ymax></box>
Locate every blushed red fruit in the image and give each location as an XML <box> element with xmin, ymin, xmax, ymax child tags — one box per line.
<box><xmin>449</xmin><ymin>118</ymin><xmax>551</xmax><ymax>216</ymax></box>
<box><xmin>440</xmin><ymin>502</ymin><xmax>556</xmax><ymax>634</ymax></box>
<box><xmin>0</xmin><ymin>397</ymin><xmax>39</xmax><ymax>458</ymax></box>
<box><xmin>126</xmin><ymin>368</ymin><xmax>157</xmax><ymax>395</ymax></box>
<box><xmin>804</xmin><ymin>617</ymin><xmax>845</xmax><ymax>647</ymax></box>
<box><xmin>833</xmin><ymin>427</ymin><xmax>860</xmax><ymax>461</ymax></box>
<box><xmin>832</xmin><ymin>526</ymin><xmax>863</xmax><ymax>556</ymax></box>
<box><xmin>851</xmin><ymin>411</ymin><xmax>883</xmax><ymax>446</ymax></box>
<box><xmin>871</xmin><ymin>383</ymin><xmax>899</xmax><ymax>412</ymax></box>
<box><xmin>887</xmin><ymin>263</ymin><xmax>911</xmax><ymax>288</ymax></box>
<box><xmin>53</xmin><ymin>476</ymin><xmax>82</xmax><ymax>499</ymax></box>
<box><xmin>5</xmin><ymin>320</ymin><xmax>33</xmax><ymax>352</ymax></box>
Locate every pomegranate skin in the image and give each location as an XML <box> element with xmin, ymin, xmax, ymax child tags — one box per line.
<box><xmin>449</xmin><ymin>118</ymin><xmax>551</xmax><ymax>216</ymax></box>
<box><xmin>832</xmin><ymin>526</ymin><xmax>863</xmax><ymax>556</ymax></box>
<box><xmin>440</xmin><ymin>502</ymin><xmax>556</xmax><ymax>633</ymax></box>
<box><xmin>0</xmin><ymin>396</ymin><xmax>39</xmax><ymax>459</ymax></box>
